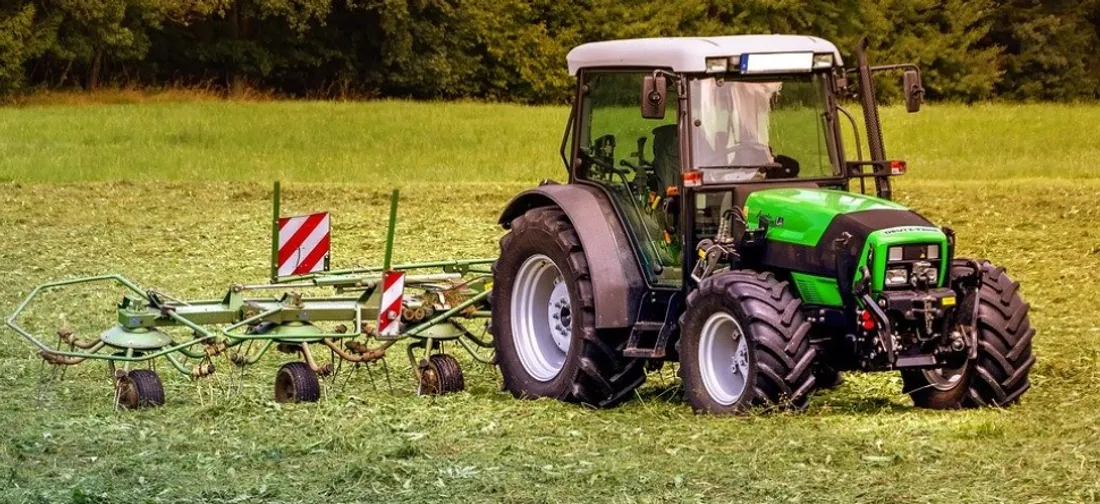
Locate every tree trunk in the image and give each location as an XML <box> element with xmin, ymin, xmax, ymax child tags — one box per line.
<box><xmin>87</xmin><ymin>48</ymin><xmax>103</xmax><ymax>90</ymax></box>
<box><xmin>227</xmin><ymin>0</ymin><xmax>249</xmax><ymax>96</ymax></box>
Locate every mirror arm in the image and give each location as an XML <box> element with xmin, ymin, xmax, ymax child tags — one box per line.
<box><xmin>846</xmin><ymin>63</ymin><xmax>926</xmax><ymax>102</ymax></box>
<box><xmin>845</xmin><ymin>63</ymin><xmax>920</xmax><ymax>77</ymax></box>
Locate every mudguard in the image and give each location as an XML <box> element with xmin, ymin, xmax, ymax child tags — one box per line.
<box><xmin>498</xmin><ymin>183</ymin><xmax>645</xmax><ymax>329</ymax></box>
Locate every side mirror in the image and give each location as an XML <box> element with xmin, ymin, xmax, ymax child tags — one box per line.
<box><xmin>641</xmin><ymin>74</ymin><xmax>667</xmax><ymax>120</ymax></box>
<box><xmin>903</xmin><ymin>70</ymin><xmax>924</xmax><ymax>113</ymax></box>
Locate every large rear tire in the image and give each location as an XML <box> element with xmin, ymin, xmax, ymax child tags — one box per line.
<box><xmin>491</xmin><ymin>207</ymin><xmax>646</xmax><ymax>408</ymax></box>
<box><xmin>678</xmin><ymin>271</ymin><xmax>816</xmax><ymax>414</ymax></box>
<box><xmin>904</xmin><ymin>260</ymin><xmax>1035</xmax><ymax>408</ymax></box>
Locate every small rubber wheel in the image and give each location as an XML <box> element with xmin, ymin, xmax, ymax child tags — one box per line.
<box><xmin>418</xmin><ymin>354</ymin><xmax>465</xmax><ymax>396</ymax></box>
<box><xmin>274</xmin><ymin>361</ymin><xmax>320</xmax><ymax>403</ymax></box>
<box><xmin>116</xmin><ymin>369</ymin><xmax>165</xmax><ymax>409</ymax></box>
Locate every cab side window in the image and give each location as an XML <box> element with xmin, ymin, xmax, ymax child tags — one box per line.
<box><xmin>577</xmin><ymin>71</ymin><xmax>682</xmax><ymax>285</ymax></box>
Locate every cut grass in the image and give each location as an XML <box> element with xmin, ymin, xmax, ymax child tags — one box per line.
<box><xmin>1</xmin><ymin>102</ymin><xmax>1099</xmax><ymax>503</ymax></box>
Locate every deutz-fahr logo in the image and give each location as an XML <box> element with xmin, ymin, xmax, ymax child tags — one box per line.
<box><xmin>882</xmin><ymin>226</ymin><xmax>940</xmax><ymax>234</ymax></box>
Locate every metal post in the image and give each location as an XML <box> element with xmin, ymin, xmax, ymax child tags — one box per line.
<box><xmin>270</xmin><ymin>181</ymin><xmax>281</xmax><ymax>282</ymax></box>
<box><xmin>383</xmin><ymin>189</ymin><xmax>398</xmax><ymax>271</ymax></box>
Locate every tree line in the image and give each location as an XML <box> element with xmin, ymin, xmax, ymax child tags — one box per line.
<box><xmin>1</xmin><ymin>0</ymin><xmax>1098</xmax><ymax>103</ymax></box>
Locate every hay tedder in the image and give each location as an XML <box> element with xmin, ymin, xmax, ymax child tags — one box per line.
<box><xmin>6</xmin><ymin>183</ymin><xmax>494</xmax><ymax>408</ymax></box>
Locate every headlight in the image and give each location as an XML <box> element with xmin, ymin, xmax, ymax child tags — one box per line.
<box><xmin>926</xmin><ymin>244</ymin><xmax>939</xmax><ymax>260</ymax></box>
<box><xmin>912</xmin><ymin>260</ymin><xmax>938</xmax><ymax>285</ymax></box>
<box><xmin>885</xmin><ymin>268</ymin><xmax>908</xmax><ymax>286</ymax></box>
<box><xmin>813</xmin><ymin>53</ymin><xmax>834</xmax><ymax>68</ymax></box>
<box><xmin>888</xmin><ymin>246</ymin><xmax>904</xmax><ymax>262</ymax></box>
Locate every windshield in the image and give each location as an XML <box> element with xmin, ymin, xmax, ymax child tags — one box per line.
<box><xmin>689</xmin><ymin>73</ymin><xmax>834</xmax><ymax>181</ymax></box>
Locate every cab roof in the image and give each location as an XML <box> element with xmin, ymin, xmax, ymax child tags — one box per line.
<box><xmin>566</xmin><ymin>35</ymin><xmax>843</xmax><ymax>75</ymax></box>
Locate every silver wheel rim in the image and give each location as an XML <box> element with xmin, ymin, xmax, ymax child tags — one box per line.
<box><xmin>922</xmin><ymin>361</ymin><xmax>967</xmax><ymax>391</ymax></box>
<box><xmin>698</xmin><ymin>311</ymin><xmax>750</xmax><ymax>406</ymax></box>
<box><xmin>511</xmin><ymin>254</ymin><xmax>571</xmax><ymax>382</ymax></box>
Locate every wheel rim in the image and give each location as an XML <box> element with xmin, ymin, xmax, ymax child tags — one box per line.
<box><xmin>275</xmin><ymin>369</ymin><xmax>295</xmax><ymax>402</ymax></box>
<box><xmin>116</xmin><ymin>377</ymin><xmax>138</xmax><ymax>409</ymax></box>
<box><xmin>698</xmin><ymin>311</ymin><xmax>750</xmax><ymax>406</ymax></box>
<box><xmin>511</xmin><ymin>254</ymin><xmax>571</xmax><ymax>382</ymax></box>
<box><xmin>419</xmin><ymin>361</ymin><xmax>440</xmax><ymax>396</ymax></box>
<box><xmin>922</xmin><ymin>361</ymin><xmax>967</xmax><ymax>391</ymax></box>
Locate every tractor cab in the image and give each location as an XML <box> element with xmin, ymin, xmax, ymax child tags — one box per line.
<box><xmin>564</xmin><ymin>35</ymin><xmax>920</xmax><ymax>288</ymax></box>
<box><xmin>492</xmin><ymin>35</ymin><xmax>1033</xmax><ymax>415</ymax></box>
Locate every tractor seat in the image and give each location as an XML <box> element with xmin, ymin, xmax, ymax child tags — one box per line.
<box><xmin>651</xmin><ymin>124</ymin><xmax>679</xmax><ymax>194</ymax></box>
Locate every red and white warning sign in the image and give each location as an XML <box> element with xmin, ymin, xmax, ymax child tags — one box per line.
<box><xmin>277</xmin><ymin>212</ymin><xmax>331</xmax><ymax>277</ymax></box>
<box><xmin>378</xmin><ymin>270</ymin><xmax>405</xmax><ymax>336</ymax></box>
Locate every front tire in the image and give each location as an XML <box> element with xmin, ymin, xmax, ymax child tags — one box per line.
<box><xmin>678</xmin><ymin>271</ymin><xmax>816</xmax><ymax>414</ymax></box>
<box><xmin>904</xmin><ymin>260</ymin><xmax>1035</xmax><ymax>408</ymax></box>
<box><xmin>491</xmin><ymin>207</ymin><xmax>645</xmax><ymax>408</ymax></box>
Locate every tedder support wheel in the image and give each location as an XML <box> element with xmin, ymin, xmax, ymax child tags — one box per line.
<box><xmin>418</xmin><ymin>354</ymin><xmax>465</xmax><ymax>396</ymax></box>
<box><xmin>678</xmin><ymin>271</ymin><xmax>816</xmax><ymax>414</ymax></box>
<box><xmin>116</xmin><ymin>369</ymin><xmax>165</xmax><ymax>409</ymax></box>
<box><xmin>491</xmin><ymin>207</ymin><xmax>646</xmax><ymax>408</ymax></box>
<box><xmin>904</xmin><ymin>259</ymin><xmax>1036</xmax><ymax>409</ymax></box>
<box><xmin>274</xmin><ymin>361</ymin><xmax>321</xmax><ymax>403</ymax></box>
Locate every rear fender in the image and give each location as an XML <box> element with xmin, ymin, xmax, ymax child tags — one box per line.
<box><xmin>498</xmin><ymin>184</ymin><xmax>645</xmax><ymax>329</ymax></box>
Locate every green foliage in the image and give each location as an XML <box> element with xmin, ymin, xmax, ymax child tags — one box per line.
<box><xmin>987</xmin><ymin>0</ymin><xmax>1100</xmax><ymax>100</ymax></box>
<box><xmin>0</xmin><ymin>5</ymin><xmax>37</xmax><ymax>92</ymax></box>
<box><xmin>0</xmin><ymin>0</ymin><xmax>1099</xmax><ymax>101</ymax></box>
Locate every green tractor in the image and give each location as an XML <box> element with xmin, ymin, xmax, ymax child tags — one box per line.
<box><xmin>490</xmin><ymin>35</ymin><xmax>1035</xmax><ymax>414</ymax></box>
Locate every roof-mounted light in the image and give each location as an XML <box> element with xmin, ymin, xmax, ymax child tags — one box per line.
<box><xmin>705</xmin><ymin>57</ymin><xmax>729</xmax><ymax>74</ymax></box>
<box><xmin>813</xmin><ymin>53</ymin><xmax>834</xmax><ymax>69</ymax></box>
<box><xmin>739</xmin><ymin>52</ymin><xmax>814</xmax><ymax>74</ymax></box>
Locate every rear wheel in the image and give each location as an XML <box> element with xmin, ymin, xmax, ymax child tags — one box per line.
<box><xmin>491</xmin><ymin>207</ymin><xmax>645</xmax><ymax>408</ymax></box>
<box><xmin>678</xmin><ymin>271</ymin><xmax>816</xmax><ymax>414</ymax></box>
<box><xmin>904</xmin><ymin>260</ymin><xmax>1035</xmax><ymax>408</ymax></box>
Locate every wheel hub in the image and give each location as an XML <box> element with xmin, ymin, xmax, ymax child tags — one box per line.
<box><xmin>731</xmin><ymin>343</ymin><xmax>748</xmax><ymax>376</ymax></box>
<box><xmin>547</xmin><ymin>277</ymin><xmax>572</xmax><ymax>353</ymax></box>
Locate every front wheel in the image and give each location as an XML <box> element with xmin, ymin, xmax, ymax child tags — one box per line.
<box><xmin>904</xmin><ymin>259</ymin><xmax>1035</xmax><ymax>409</ymax></box>
<box><xmin>678</xmin><ymin>271</ymin><xmax>816</xmax><ymax>414</ymax></box>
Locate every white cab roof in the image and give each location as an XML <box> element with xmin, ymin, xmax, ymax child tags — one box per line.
<box><xmin>567</xmin><ymin>35</ymin><xmax>842</xmax><ymax>75</ymax></box>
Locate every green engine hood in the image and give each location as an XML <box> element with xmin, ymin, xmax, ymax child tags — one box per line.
<box><xmin>743</xmin><ymin>188</ymin><xmax>948</xmax><ymax>305</ymax></box>
<box><xmin>744</xmin><ymin>188</ymin><xmax>910</xmax><ymax>246</ymax></box>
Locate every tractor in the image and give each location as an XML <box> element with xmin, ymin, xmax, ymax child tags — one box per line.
<box><xmin>490</xmin><ymin>35</ymin><xmax>1035</xmax><ymax>414</ymax></box>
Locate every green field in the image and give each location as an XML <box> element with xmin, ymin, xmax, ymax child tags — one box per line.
<box><xmin>1</xmin><ymin>101</ymin><xmax>1099</xmax><ymax>503</ymax></box>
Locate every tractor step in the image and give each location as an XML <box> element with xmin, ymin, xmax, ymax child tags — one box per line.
<box><xmin>894</xmin><ymin>354</ymin><xmax>938</xmax><ymax>368</ymax></box>
<box><xmin>622</xmin><ymin>293</ymin><xmax>682</xmax><ymax>359</ymax></box>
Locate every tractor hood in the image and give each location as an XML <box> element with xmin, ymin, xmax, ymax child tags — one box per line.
<box><xmin>744</xmin><ymin>188</ymin><xmax>923</xmax><ymax>246</ymax></box>
<box><xmin>743</xmin><ymin>188</ymin><xmax>949</xmax><ymax>303</ymax></box>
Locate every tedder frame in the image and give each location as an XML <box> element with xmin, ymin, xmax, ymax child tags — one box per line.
<box><xmin>6</xmin><ymin>183</ymin><xmax>496</xmax><ymax>408</ymax></box>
